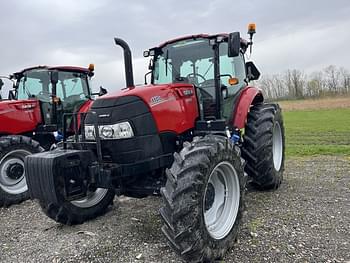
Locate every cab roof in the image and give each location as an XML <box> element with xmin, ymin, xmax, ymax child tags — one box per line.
<box><xmin>14</xmin><ymin>65</ymin><xmax>90</xmax><ymax>76</ymax></box>
<box><xmin>156</xmin><ymin>33</ymin><xmax>248</xmax><ymax>48</ymax></box>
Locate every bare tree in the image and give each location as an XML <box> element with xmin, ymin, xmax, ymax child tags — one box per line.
<box><xmin>339</xmin><ymin>67</ymin><xmax>350</xmax><ymax>94</ymax></box>
<box><xmin>284</xmin><ymin>69</ymin><xmax>305</xmax><ymax>99</ymax></box>
<box><xmin>324</xmin><ymin>65</ymin><xmax>340</xmax><ymax>93</ymax></box>
<box><xmin>257</xmin><ymin>65</ymin><xmax>349</xmax><ymax>100</ymax></box>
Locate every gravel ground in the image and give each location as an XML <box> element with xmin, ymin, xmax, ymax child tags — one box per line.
<box><xmin>0</xmin><ymin>156</ymin><xmax>349</xmax><ymax>263</ymax></box>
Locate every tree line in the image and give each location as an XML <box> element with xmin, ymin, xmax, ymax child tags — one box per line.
<box><xmin>257</xmin><ymin>65</ymin><xmax>350</xmax><ymax>99</ymax></box>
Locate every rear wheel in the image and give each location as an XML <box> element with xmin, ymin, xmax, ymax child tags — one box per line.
<box><xmin>160</xmin><ymin>135</ymin><xmax>247</xmax><ymax>262</ymax></box>
<box><xmin>0</xmin><ymin>135</ymin><xmax>43</xmax><ymax>207</ymax></box>
<box><xmin>242</xmin><ymin>103</ymin><xmax>285</xmax><ymax>190</ymax></box>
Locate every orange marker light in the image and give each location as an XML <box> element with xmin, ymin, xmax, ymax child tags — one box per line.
<box><xmin>88</xmin><ymin>63</ymin><xmax>95</xmax><ymax>71</ymax></box>
<box><xmin>228</xmin><ymin>77</ymin><xmax>239</xmax><ymax>86</ymax></box>
<box><xmin>248</xmin><ymin>23</ymin><xmax>256</xmax><ymax>34</ymax></box>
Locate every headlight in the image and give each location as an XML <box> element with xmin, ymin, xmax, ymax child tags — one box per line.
<box><xmin>84</xmin><ymin>122</ymin><xmax>134</xmax><ymax>140</ymax></box>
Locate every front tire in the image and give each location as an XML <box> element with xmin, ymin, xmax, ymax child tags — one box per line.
<box><xmin>0</xmin><ymin>135</ymin><xmax>43</xmax><ymax>207</ymax></box>
<box><xmin>242</xmin><ymin>103</ymin><xmax>285</xmax><ymax>190</ymax></box>
<box><xmin>160</xmin><ymin>135</ymin><xmax>247</xmax><ymax>262</ymax></box>
<box><xmin>39</xmin><ymin>187</ymin><xmax>115</xmax><ymax>225</ymax></box>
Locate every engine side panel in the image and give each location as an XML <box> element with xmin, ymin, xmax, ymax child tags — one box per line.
<box><xmin>0</xmin><ymin>100</ymin><xmax>42</xmax><ymax>134</ymax></box>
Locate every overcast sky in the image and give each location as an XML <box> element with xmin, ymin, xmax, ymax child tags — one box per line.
<box><xmin>1</xmin><ymin>0</ymin><xmax>349</xmax><ymax>93</ymax></box>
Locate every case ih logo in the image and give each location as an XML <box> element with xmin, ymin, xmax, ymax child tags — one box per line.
<box><xmin>150</xmin><ymin>95</ymin><xmax>176</xmax><ymax>107</ymax></box>
<box><xmin>150</xmin><ymin>96</ymin><xmax>162</xmax><ymax>105</ymax></box>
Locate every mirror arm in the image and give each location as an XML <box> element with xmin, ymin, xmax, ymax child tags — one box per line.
<box><xmin>144</xmin><ymin>71</ymin><xmax>152</xmax><ymax>85</ymax></box>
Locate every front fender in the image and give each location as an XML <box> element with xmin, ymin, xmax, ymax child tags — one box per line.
<box><xmin>232</xmin><ymin>86</ymin><xmax>263</xmax><ymax>129</ymax></box>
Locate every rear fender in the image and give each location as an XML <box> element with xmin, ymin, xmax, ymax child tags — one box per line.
<box><xmin>232</xmin><ymin>86</ymin><xmax>263</xmax><ymax>129</ymax></box>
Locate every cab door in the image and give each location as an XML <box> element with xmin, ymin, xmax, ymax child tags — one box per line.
<box><xmin>218</xmin><ymin>43</ymin><xmax>247</xmax><ymax>122</ymax></box>
<box><xmin>17</xmin><ymin>71</ymin><xmax>54</xmax><ymax>126</ymax></box>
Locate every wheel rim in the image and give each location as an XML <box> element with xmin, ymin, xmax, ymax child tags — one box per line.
<box><xmin>272</xmin><ymin>122</ymin><xmax>283</xmax><ymax>171</ymax></box>
<box><xmin>0</xmin><ymin>149</ymin><xmax>31</xmax><ymax>195</ymax></box>
<box><xmin>71</xmin><ymin>188</ymin><xmax>109</xmax><ymax>208</ymax></box>
<box><xmin>203</xmin><ymin>161</ymin><xmax>240</xmax><ymax>240</ymax></box>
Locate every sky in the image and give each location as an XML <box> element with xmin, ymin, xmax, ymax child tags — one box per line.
<box><xmin>1</xmin><ymin>0</ymin><xmax>350</xmax><ymax>93</ymax></box>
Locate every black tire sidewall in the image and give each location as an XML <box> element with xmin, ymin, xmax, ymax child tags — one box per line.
<box><xmin>270</xmin><ymin>106</ymin><xmax>285</xmax><ymax>181</ymax></box>
<box><xmin>0</xmin><ymin>136</ymin><xmax>43</xmax><ymax>206</ymax></box>
<box><xmin>243</xmin><ymin>103</ymin><xmax>285</xmax><ymax>189</ymax></box>
<box><xmin>40</xmin><ymin>188</ymin><xmax>115</xmax><ymax>224</ymax></box>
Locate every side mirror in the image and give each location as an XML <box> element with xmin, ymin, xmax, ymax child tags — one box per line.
<box><xmin>228</xmin><ymin>32</ymin><xmax>240</xmax><ymax>57</ymax></box>
<box><xmin>0</xmin><ymin>79</ymin><xmax>4</xmax><ymax>90</ymax></box>
<box><xmin>50</xmin><ymin>71</ymin><xmax>59</xmax><ymax>84</ymax></box>
<box><xmin>246</xmin><ymin>61</ymin><xmax>260</xmax><ymax>81</ymax></box>
<box><xmin>98</xmin><ymin>86</ymin><xmax>107</xmax><ymax>96</ymax></box>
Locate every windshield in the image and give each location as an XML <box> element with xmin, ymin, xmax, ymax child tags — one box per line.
<box><xmin>152</xmin><ymin>37</ymin><xmax>247</xmax><ymax>120</ymax></box>
<box><xmin>17</xmin><ymin>70</ymin><xmax>90</xmax><ymax>103</ymax></box>
<box><xmin>153</xmin><ymin>38</ymin><xmax>214</xmax><ymax>85</ymax></box>
<box><xmin>152</xmin><ymin>38</ymin><xmax>245</xmax><ymax>89</ymax></box>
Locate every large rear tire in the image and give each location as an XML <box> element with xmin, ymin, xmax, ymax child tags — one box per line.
<box><xmin>160</xmin><ymin>135</ymin><xmax>247</xmax><ymax>262</ymax></box>
<box><xmin>0</xmin><ymin>135</ymin><xmax>43</xmax><ymax>207</ymax></box>
<box><xmin>242</xmin><ymin>103</ymin><xmax>285</xmax><ymax>190</ymax></box>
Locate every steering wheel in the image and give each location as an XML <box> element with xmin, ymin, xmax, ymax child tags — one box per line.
<box><xmin>186</xmin><ymin>73</ymin><xmax>207</xmax><ymax>85</ymax></box>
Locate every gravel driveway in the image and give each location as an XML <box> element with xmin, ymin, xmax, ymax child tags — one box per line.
<box><xmin>0</xmin><ymin>156</ymin><xmax>349</xmax><ymax>263</ymax></box>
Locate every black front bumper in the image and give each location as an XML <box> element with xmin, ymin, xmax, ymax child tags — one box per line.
<box><xmin>25</xmin><ymin>148</ymin><xmax>172</xmax><ymax>201</ymax></box>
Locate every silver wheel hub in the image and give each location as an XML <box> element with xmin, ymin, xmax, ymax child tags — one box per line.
<box><xmin>272</xmin><ymin>122</ymin><xmax>283</xmax><ymax>171</ymax></box>
<box><xmin>71</xmin><ymin>188</ymin><xmax>109</xmax><ymax>208</ymax></box>
<box><xmin>0</xmin><ymin>149</ymin><xmax>31</xmax><ymax>195</ymax></box>
<box><xmin>203</xmin><ymin>161</ymin><xmax>240</xmax><ymax>240</ymax></box>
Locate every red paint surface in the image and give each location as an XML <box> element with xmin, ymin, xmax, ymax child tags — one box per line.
<box><xmin>232</xmin><ymin>86</ymin><xmax>263</xmax><ymax>129</ymax></box>
<box><xmin>99</xmin><ymin>83</ymin><xmax>199</xmax><ymax>134</ymax></box>
<box><xmin>76</xmin><ymin>100</ymin><xmax>94</xmax><ymax>128</ymax></box>
<box><xmin>0</xmin><ymin>99</ymin><xmax>42</xmax><ymax>134</ymax></box>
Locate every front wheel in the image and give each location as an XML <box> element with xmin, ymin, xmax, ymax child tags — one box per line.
<box><xmin>160</xmin><ymin>135</ymin><xmax>247</xmax><ymax>262</ymax></box>
<box><xmin>39</xmin><ymin>187</ymin><xmax>115</xmax><ymax>225</ymax></box>
<box><xmin>0</xmin><ymin>136</ymin><xmax>43</xmax><ymax>207</ymax></box>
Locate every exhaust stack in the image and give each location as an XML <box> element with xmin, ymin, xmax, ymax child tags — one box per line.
<box><xmin>114</xmin><ymin>37</ymin><xmax>134</xmax><ymax>88</ymax></box>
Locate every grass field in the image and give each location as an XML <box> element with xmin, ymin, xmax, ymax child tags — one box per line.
<box><xmin>279</xmin><ymin>97</ymin><xmax>350</xmax><ymax>156</ymax></box>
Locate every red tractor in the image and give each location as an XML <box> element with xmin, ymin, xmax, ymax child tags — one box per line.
<box><xmin>25</xmin><ymin>24</ymin><xmax>285</xmax><ymax>262</ymax></box>
<box><xmin>0</xmin><ymin>65</ymin><xmax>105</xmax><ymax>207</ymax></box>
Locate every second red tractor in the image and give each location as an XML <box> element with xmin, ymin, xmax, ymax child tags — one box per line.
<box><xmin>0</xmin><ymin>65</ymin><xmax>105</xmax><ymax>206</ymax></box>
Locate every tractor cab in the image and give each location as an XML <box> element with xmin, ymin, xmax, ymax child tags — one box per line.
<box><xmin>144</xmin><ymin>30</ymin><xmax>260</xmax><ymax>124</ymax></box>
<box><xmin>12</xmin><ymin>66</ymin><xmax>94</xmax><ymax>130</ymax></box>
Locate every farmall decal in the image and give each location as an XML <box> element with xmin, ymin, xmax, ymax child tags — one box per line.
<box><xmin>150</xmin><ymin>94</ymin><xmax>176</xmax><ymax>107</ymax></box>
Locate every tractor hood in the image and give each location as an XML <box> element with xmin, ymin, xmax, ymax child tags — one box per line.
<box><xmin>94</xmin><ymin>83</ymin><xmax>194</xmax><ymax>108</ymax></box>
<box><xmin>90</xmin><ymin>83</ymin><xmax>199</xmax><ymax>134</ymax></box>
